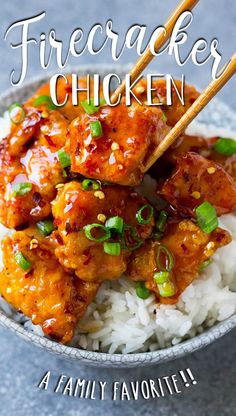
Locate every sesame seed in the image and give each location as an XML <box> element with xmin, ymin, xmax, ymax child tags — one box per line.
<box><xmin>94</xmin><ymin>191</ymin><xmax>105</xmax><ymax>200</ymax></box>
<box><xmin>191</xmin><ymin>191</ymin><xmax>201</xmax><ymax>200</ymax></box>
<box><xmin>56</xmin><ymin>183</ymin><xmax>65</xmax><ymax>190</ymax></box>
<box><xmin>111</xmin><ymin>142</ymin><xmax>120</xmax><ymax>151</ymax></box>
<box><xmin>206</xmin><ymin>241</ymin><xmax>215</xmax><ymax>250</ymax></box>
<box><xmin>41</xmin><ymin>110</ymin><xmax>49</xmax><ymax>118</ymax></box>
<box><xmin>207</xmin><ymin>167</ymin><xmax>216</xmax><ymax>174</ymax></box>
<box><xmin>117</xmin><ymin>164</ymin><xmax>123</xmax><ymax>170</ymax></box>
<box><xmin>30</xmin><ymin>238</ymin><xmax>38</xmax><ymax>250</ymax></box>
<box><xmin>135</xmin><ymin>86</ymin><xmax>145</xmax><ymax>94</ymax></box>
<box><xmin>97</xmin><ymin>213</ymin><xmax>106</xmax><ymax>223</ymax></box>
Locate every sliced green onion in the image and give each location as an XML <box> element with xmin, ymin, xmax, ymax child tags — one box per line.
<box><xmin>158</xmin><ymin>281</ymin><xmax>176</xmax><ymax>298</ymax></box>
<box><xmin>213</xmin><ymin>137</ymin><xmax>236</xmax><ymax>156</ymax></box>
<box><xmin>136</xmin><ymin>281</ymin><xmax>150</xmax><ymax>299</ymax></box>
<box><xmin>162</xmin><ymin>111</ymin><xmax>167</xmax><ymax>123</ymax></box>
<box><xmin>33</xmin><ymin>95</ymin><xmax>57</xmax><ymax>110</ymax></box>
<box><xmin>103</xmin><ymin>241</ymin><xmax>121</xmax><ymax>256</ymax></box>
<box><xmin>36</xmin><ymin>220</ymin><xmax>55</xmax><ymax>236</ymax></box>
<box><xmin>152</xmin><ymin>231</ymin><xmax>163</xmax><ymax>241</ymax></box>
<box><xmin>90</xmin><ymin>121</ymin><xmax>103</xmax><ymax>138</ymax></box>
<box><xmin>57</xmin><ymin>148</ymin><xmax>71</xmax><ymax>168</ymax></box>
<box><xmin>84</xmin><ymin>223</ymin><xmax>111</xmax><ymax>242</ymax></box>
<box><xmin>105</xmin><ymin>216</ymin><xmax>124</xmax><ymax>234</ymax></box>
<box><xmin>121</xmin><ymin>224</ymin><xmax>143</xmax><ymax>251</ymax></box>
<box><xmin>156</xmin><ymin>244</ymin><xmax>174</xmax><ymax>272</ymax></box>
<box><xmin>199</xmin><ymin>259</ymin><xmax>212</xmax><ymax>272</ymax></box>
<box><xmin>136</xmin><ymin>204</ymin><xmax>154</xmax><ymax>225</ymax></box>
<box><xmin>12</xmin><ymin>182</ymin><xmax>32</xmax><ymax>197</ymax></box>
<box><xmin>195</xmin><ymin>201</ymin><xmax>218</xmax><ymax>233</ymax></box>
<box><xmin>15</xmin><ymin>252</ymin><xmax>32</xmax><ymax>271</ymax></box>
<box><xmin>81</xmin><ymin>98</ymin><xmax>99</xmax><ymax>115</ymax></box>
<box><xmin>82</xmin><ymin>179</ymin><xmax>100</xmax><ymax>190</ymax></box>
<box><xmin>8</xmin><ymin>103</ymin><xmax>25</xmax><ymax>124</ymax></box>
<box><xmin>154</xmin><ymin>271</ymin><xmax>170</xmax><ymax>284</ymax></box>
<box><xmin>156</xmin><ymin>210</ymin><xmax>168</xmax><ymax>232</ymax></box>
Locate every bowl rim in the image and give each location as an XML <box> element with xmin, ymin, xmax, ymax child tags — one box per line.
<box><xmin>0</xmin><ymin>65</ymin><xmax>236</xmax><ymax>367</ymax></box>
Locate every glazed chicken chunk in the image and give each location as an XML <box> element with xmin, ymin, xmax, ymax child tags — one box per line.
<box><xmin>52</xmin><ymin>181</ymin><xmax>154</xmax><ymax>281</ymax></box>
<box><xmin>160</xmin><ymin>152</ymin><xmax>236</xmax><ymax>216</ymax></box>
<box><xmin>67</xmin><ymin>102</ymin><xmax>168</xmax><ymax>186</ymax></box>
<box><xmin>133</xmin><ymin>79</ymin><xmax>200</xmax><ymax>126</ymax></box>
<box><xmin>128</xmin><ymin>220</ymin><xmax>231</xmax><ymax>304</ymax></box>
<box><xmin>0</xmin><ymin>228</ymin><xmax>99</xmax><ymax>343</ymax></box>
<box><xmin>0</xmin><ymin>106</ymin><xmax>68</xmax><ymax>228</ymax></box>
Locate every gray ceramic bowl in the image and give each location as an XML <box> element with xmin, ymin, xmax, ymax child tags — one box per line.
<box><xmin>0</xmin><ymin>65</ymin><xmax>236</xmax><ymax>368</ymax></box>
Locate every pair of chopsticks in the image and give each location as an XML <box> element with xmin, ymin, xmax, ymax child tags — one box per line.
<box><xmin>111</xmin><ymin>0</ymin><xmax>236</xmax><ymax>172</ymax></box>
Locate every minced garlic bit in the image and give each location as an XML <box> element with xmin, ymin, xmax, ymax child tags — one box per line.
<box><xmin>94</xmin><ymin>191</ymin><xmax>105</xmax><ymax>200</ymax></box>
<box><xmin>207</xmin><ymin>167</ymin><xmax>216</xmax><ymax>174</ymax></box>
<box><xmin>97</xmin><ymin>213</ymin><xmax>106</xmax><ymax>223</ymax></box>
<box><xmin>111</xmin><ymin>142</ymin><xmax>120</xmax><ymax>151</ymax></box>
<box><xmin>56</xmin><ymin>183</ymin><xmax>65</xmax><ymax>190</ymax></box>
<box><xmin>41</xmin><ymin>110</ymin><xmax>49</xmax><ymax>118</ymax></box>
<box><xmin>30</xmin><ymin>238</ymin><xmax>38</xmax><ymax>250</ymax></box>
<box><xmin>191</xmin><ymin>191</ymin><xmax>201</xmax><ymax>200</ymax></box>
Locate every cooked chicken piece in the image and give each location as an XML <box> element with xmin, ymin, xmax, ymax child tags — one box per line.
<box><xmin>67</xmin><ymin>102</ymin><xmax>168</xmax><ymax>186</ymax></box>
<box><xmin>0</xmin><ymin>108</ymin><xmax>68</xmax><ymax>228</ymax></box>
<box><xmin>133</xmin><ymin>79</ymin><xmax>199</xmax><ymax>126</ymax></box>
<box><xmin>0</xmin><ymin>228</ymin><xmax>98</xmax><ymax>343</ymax></box>
<box><xmin>160</xmin><ymin>134</ymin><xmax>236</xmax><ymax>180</ymax></box>
<box><xmin>127</xmin><ymin>220</ymin><xmax>231</xmax><ymax>304</ymax></box>
<box><xmin>160</xmin><ymin>152</ymin><xmax>236</xmax><ymax>216</ymax></box>
<box><xmin>52</xmin><ymin>181</ymin><xmax>154</xmax><ymax>281</ymax></box>
<box><xmin>26</xmin><ymin>76</ymin><xmax>102</xmax><ymax>122</ymax></box>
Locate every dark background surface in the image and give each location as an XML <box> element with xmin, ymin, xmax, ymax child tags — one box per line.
<box><xmin>0</xmin><ymin>1</ymin><xmax>235</xmax><ymax>415</ymax></box>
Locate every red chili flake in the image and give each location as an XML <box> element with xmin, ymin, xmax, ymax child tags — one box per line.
<box><xmin>54</xmin><ymin>233</ymin><xmax>64</xmax><ymax>245</ymax></box>
<box><xmin>44</xmin><ymin>134</ymin><xmax>56</xmax><ymax>147</ymax></box>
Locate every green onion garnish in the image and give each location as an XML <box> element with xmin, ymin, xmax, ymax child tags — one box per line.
<box><xmin>199</xmin><ymin>259</ymin><xmax>212</xmax><ymax>272</ymax></box>
<box><xmin>156</xmin><ymin>211</ymin><xmax>168</xmax><ymax>232</ymax></box>
<box><xmin>103</xmin><ymin>241</ymin><xmax>121</xmax><ymax>256</ymax></box>
<box><xmin>8</xmin><ymin>103</ymin><xmax>25</xmax><ymax>124</ymax></box>
<box><xmin>152</xmin><ymin>231</ymin><xmax>163</xmax><ymax>241</ymax></box>
<box><xmin>136</xmin><ymin>281</ymin><xmax>150</xmax><ymax>299</ymax></box>
<box><xmin>158</xmin><ymin>281</ymin><xmax>176</xmax><ymax>298</ymax></box>
<box><xmin>105</xmin><ymin>216</ymin><xmax>124</xmax><ymax>235</ymax></box>
<box><xmin>156</xmin><ymin>245</ymin><xmax>174</xmax><ymax>272</ymax></box>
<box><xmin>162</xmin><ymin>111</ymin><xmax>167</xmax><ymax>123</ymax></box>
<box><xmin>12</xmin><ymin>182</ymin><xmax>32</xmax><ymax>197</ymax></box>
<box><xmin>33</xmin><ymin>95</ymin><xmax>57</xmax><ymax>110</ymax></box>
<box><xmin>81</xmin><ymin>98</ymin><xmax>99</xmax><ymax>115</ymax></box>
<box><xmin>57</xmin><ymin>148</ymin><xmax>71</xmax><ymax>169</ymax></box>
<box><xmin>121</xmin><ymin>224</ymin><xmax>143</xmax><ymax>251</ymax></box>
<box><xmin>136</xmin><ymin>204</ymin><xmax>154</xmax><ymax>225</ymax></box>
<box><xmin>195</xmin><ymin>201</ymin><xmax>218</xmax><ymax>233</ymax></box>
<box><xmin>90</xmin><ymin>121</ymin><xmax>103</xmax><ymax>138</ymax></box>
<box><xmin>213</xmin><ymin>137</ymin><xmax>236</xmax><ymax>156</ymax></box>
<box><xmin>154</xmin><ymin>271</ymin><xmax>170</xmax><ymax>284</ymax></box>
<box><xmin>36</xmin><ymin>220</ymin><xmax>55</xmax><ymax>236</ymax></box>
<box><xmin>82</xmin><ymin>179</ymin><xmax>100</xmax><ymax>190</ymax></box>
<box><xmin>15</xmin><ymin>252</ymin><xmax>32</xmax><ymax>271</ymax></box>
<box><xmin>84</xmin><ymin>223</ymin><xmax>111</xmax><ymax>242</ymax></box>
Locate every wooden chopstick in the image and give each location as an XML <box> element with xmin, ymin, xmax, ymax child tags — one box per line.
<box><xmin>142</xmin><ymin>52</ymin><xmax>236</xmax><ymax>172</ymax></box>
<box><xmin>111</xmin><ymin>0</ymin><xmax>200</xmax><ymax>104</ymax></box>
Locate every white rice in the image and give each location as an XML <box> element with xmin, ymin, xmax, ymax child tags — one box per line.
<box><xmin>0</xmin><ymin>114</ymin><xmax>236</xmax><ymax>354</ymax></box>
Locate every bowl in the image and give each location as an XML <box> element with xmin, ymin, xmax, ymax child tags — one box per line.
<box><xmin>0</xmin><ymin>65</ymin><xmax>236</xmax><ymax>368</ymax></box>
